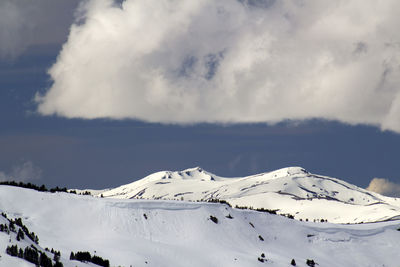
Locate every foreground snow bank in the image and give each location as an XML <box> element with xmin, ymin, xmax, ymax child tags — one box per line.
<box><xmin>0</xmin><ymin>186</ymin><xmax>400</xmax><ymax>267</ymax></box>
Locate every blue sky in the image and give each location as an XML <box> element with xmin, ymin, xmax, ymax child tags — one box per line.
<box><xmin>1</xmin><ymin>0</ymin><xmax>400</xmax><ymax>192</ymax></box>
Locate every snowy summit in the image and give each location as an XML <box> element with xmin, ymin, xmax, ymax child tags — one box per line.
<box><xmin>91</xmin><ymin>166</ymin><xmax>400</xmax><ymax>224</ymax></box>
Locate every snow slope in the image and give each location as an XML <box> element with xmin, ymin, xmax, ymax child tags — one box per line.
<box><xmin>1</xmin><ymin>186</ymin><xmax>400</xmax><ymax>267</ymax></box>
<box><xmin>0</xmin><ymin>204</ymin><xmax>91</xmax><ymax>267</ymax></box>
<box><xmin>93</xmin><ymin>167</ymin><xmax>400</xmax><ymax>223</ymax></box>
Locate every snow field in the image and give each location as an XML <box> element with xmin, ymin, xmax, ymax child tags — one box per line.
<box><xmin>1</xmin><ymin>186</ymin><xmax>400</xmax><ymax>266</ymax></box>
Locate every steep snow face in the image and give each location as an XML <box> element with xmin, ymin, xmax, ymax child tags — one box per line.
<box><xmin>96</xmin><ymin>167</ymin><xmax>400</xmax><ymax>223</ymax></box>
<box><xmin>1</xmin><ymin>186</ymin><xmax>400</xmax><ymax>267</ymax></box>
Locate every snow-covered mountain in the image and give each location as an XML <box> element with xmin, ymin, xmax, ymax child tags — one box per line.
<box><xmin>90</xmin><ymin>167</ymin><xmax>400</xmax><ymax>224</ymax></box>
<box><xmin>1</xmin><ymin>185</ymin><xmax>400</xmax><ymax>267</ymax></box>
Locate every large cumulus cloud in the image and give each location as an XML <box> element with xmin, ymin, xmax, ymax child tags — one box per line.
<box><xmin>36</xmin><ymin>0</ymin><xmax>400</xmax><ymax>131</ymax></box>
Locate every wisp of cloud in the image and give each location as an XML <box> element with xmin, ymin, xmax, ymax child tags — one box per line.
<box><xmin>0</xmin><ymin>161</ymin><xmax>42</xmax><ymax>182</ymax></box>
<box><xmin>36</xmin><ymin>0</ymin><xmax>400</xmax><ymax>132</ymax></box>
<box><xmin>366</xmin><ymin>177</ymin><xmax>400</xmax><ymax>197</ymax></box>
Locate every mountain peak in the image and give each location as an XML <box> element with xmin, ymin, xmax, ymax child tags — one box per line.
<box><xmin>255</xmin><ymin>166</ymin><xmax>309</xmax><ymax>179</ymax></box>
<box><xmin>97</xmin><ymin>166</ymin><xmax>400</xmax><ymax>223</ymax></box>
<box><xmin>176</xmin><ymin>167</ymin><xmax>217</xmax><ymax>181</ymax></box>
<box><xmin>281</xmin><ymin>166</ymin><xmax>309</xmax><ymax>175</ymax></box>
<box><xmin>181</xmin><ymin>166</ymin><xmax>204</xmax><ymax>173</ymax></box>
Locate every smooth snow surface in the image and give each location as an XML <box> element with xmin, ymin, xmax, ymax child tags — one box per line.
<box><xmin>1</xmin><ymin>186</ymin><xmax>400</xmax><ymax>267</ymax></box>
<box><xmin>93</xmin><ymin>167</ymin><xmax>400</xmax><ymax>223</ymax></box>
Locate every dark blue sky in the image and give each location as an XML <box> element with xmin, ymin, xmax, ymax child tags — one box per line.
<box><xmin>1</xmin><ymin>1</ymin><xmax>400</xmax><ymax>190</ymax></box>
<box><xmin>1</xmin><ymin>44</ymin><xmax>400</xmax><ymax>189</ymax></box>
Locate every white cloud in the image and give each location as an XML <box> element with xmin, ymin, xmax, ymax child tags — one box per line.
<box><xmin>366</xmin><ymin>178</ymin><xmax>400</xmax><ymax>197</ymax></box>
<box><xmin>0</xmin><ymin>161</ymin><xmax>42</xmax><ymax>182</ymax></box>
<box><xmin>36</xmin><ymin>0</ymin><xmax>400</xmax><ymax>132</ymax></box>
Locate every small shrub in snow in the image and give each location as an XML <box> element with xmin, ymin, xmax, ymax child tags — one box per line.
<box><xmin>306</xmin><ymin>259</ymin><xmax>316</xmax><ymax>266</ymax></box>
<box><xmin>281</xmin><ymin>214</ymin><xmax>294</xmax><ymax>219</ymax></box>
<box><xmin>258</xmin><ymin>235</ymin><xmax>264</xmax><ymax>241</ymax></box>
<box><xmin>257</xmin><ymin>253</ymin><xmax>267</xmax><ymax>263</ymax></box>
<box><xmin>209</xmin><ymin>215</ymin><xmax>218</xmax><ymax>224</ymax></box>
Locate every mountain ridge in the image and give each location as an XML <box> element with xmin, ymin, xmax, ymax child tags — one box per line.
<box><xmin>86</xmin><ymin>166</ymin><xmax>400</xmax><ymax>224</ymax></box>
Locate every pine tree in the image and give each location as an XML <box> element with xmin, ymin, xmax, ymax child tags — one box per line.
<box><xmin>17</xmin><ymin>228</ymin><xmax>25</xmax><ymax>240</ymax></box>
<box><xmin>39</xmin><ymin>252</ymin><xmax>52</xmax><ymax>267</ymax></box>
<box><xmin>54</xmin><ymin>251</ymin><xmax>60</xmax><ymax>262</ymax></box>
<box><xmin>9</xmin><ymin>221</ymin><xmax>15</xmax><ymax>232</ymax></box>
<box><xmin>23</xmin><ymin>246</ymin><xmax>39</xmax><ymax>265</ymax></box>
